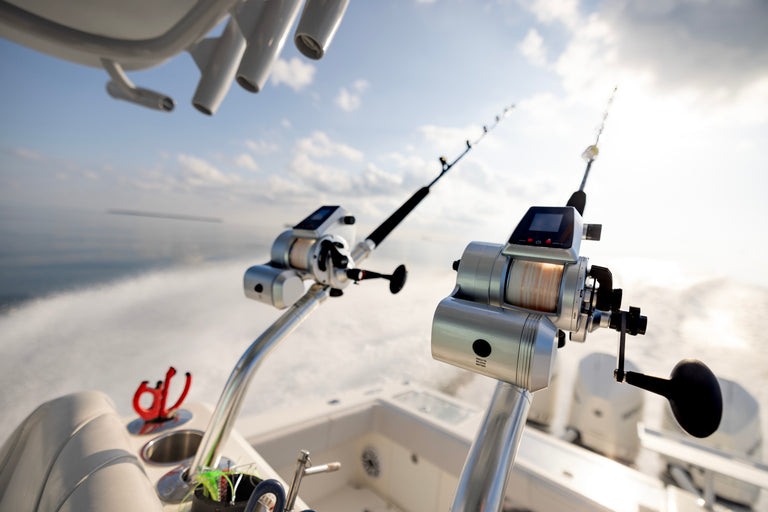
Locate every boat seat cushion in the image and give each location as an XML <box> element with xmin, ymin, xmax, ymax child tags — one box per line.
<box><xmin>0</xmin><ymin>390</ymin><xmax>163</xmax><ymax>512</ymax></box>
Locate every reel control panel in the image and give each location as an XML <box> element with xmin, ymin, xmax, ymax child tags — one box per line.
<box><xmin>292</xmin><ymin>205</ymin><xmax>355</xmax><ymax>239</ymax></box>
<box><xmin>503</xmin><ymin>206</ymin><xmax>603</xmax><ymax>263</ymax></box>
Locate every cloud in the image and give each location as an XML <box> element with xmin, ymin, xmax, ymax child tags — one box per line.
<box><xmin>551</xmin><ymin>14</ymin><xmax>621</xmax><ymax>98</ymax></box>
<box><xmin>264</xmin><ymin>173</ymin><xmax>308</xmax><ymax>198</ymax></box>
<box><xmin>527</xmin><ymin>0</ymin><xmax>768</xmax><ymax>98</ymax></box>
<box><xmin>295</xmin><ymin>131</ymin><xmax>364</xmax><ymax>161</ymax></box>
<box><xmin>234</xmin><ymin>153</ymin><xmax>259</xmax><ymax>172</ymax></box>
<box><xmin>383</xmin><ymin>152</ymin><xmax>435</xmax><ymax>188</ymax></box>
<box><xmin>335</xmin><ymin>79</ymin><xmax>370</xmax><ymax>112</ymax></box>
<box><xmin>270</xmin><ymin>57</ymin><xmax>316</xmax><ymax>92</ymax></box>
<box><xmin>600</xmin><ymin>0</ymin><xmax>768</xmax><ymax>92</ymax></box>
<box><xmin>245</xmin><ymin>139</ymin><xmax>279</xmax><ymax>155</ymax></box>
<box><xmin>285</xmin><ymin>132</ymin><xmax>410</xmax><ymax>196</ymax></box>
<box><xmin>10</xmin><ymin>147</ymin><xmax>43</xmax><ymax>160</ymax></box>
<box><xmin>288</xmin><ymin>131</ymin><xmax>364</xmax><ymax>193</ymax></box>
<box><xmin>335</xmin><ymin>88</ymin><xmax>360</xmax><ymax>112</ymax></box>
<box><xmin>526</xmin><ymin>0</ymin><xmax>579</xmax><ymax>27</ymax></box>
<box><xmin>289</xmin><ymin>153</ymin><xmax>353</xmax><ymax>193</ymax></box>
<box><xmin>418</xmin><ymin>123</ymin><xmax>496</xmax><ymax>154</ymax></box>
<box><xmin>518</xmin><ymin>28</ymin><xmax>547</xmax><ymax>67</ymax></box>
<box><xmin>177</xmin><ymin>154</ymin><xmax>240</xmax><ymax>187</ymax></box>
<box><xmin>357</xmin><ymin>163</ymin><xmax>403</xmax><ymax>194</ymax></box>
<box><xmin>288</xmin><ymin>154</ymin><xmax>404</xmax><ymax>197</ymax></box>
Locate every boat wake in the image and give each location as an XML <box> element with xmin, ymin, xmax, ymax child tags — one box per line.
<box><xmin>1</xmin><ymin>256</ymin><xmax>766</xmax><ymax>488</ymax></box>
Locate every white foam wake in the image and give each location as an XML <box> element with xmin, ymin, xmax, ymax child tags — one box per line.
<box><xmin>1</xmin><ymin>256</ymin><xmax>766</xmax><ymax>470</ymax></box>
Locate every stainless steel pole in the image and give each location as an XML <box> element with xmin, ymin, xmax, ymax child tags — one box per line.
<box><xmin>188</xmin><ymin>283</ymin><xmax>330</xmax><ymax>483</ymax></box>
<box><xmin>451</xmin><ymin>381</ymin><xmax>531</xmax><ymax>512</ymax></box>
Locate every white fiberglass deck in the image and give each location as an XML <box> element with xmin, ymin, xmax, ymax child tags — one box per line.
<box><xmin>239</xmin><ymin>383</ymin><xmax>684</xmax><ymax>512</ymax></box>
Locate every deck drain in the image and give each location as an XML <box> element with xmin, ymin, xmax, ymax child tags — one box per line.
<box><xmin>361</xmin><ymin>446</ymin><xmax>381</xmax><ymax>478</ymax></box>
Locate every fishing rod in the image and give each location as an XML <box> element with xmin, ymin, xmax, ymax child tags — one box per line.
<box><xmin>431</xmin><ymin>91</ymin><xmax>722</xmax><ymax>512</ymax></box>
<box><xmin>157</xmin><ymin>104</ymin><xmax>516</xmax><ymax>502</ymax></box>
<box><xmin>567</xmin><ymin>86</ymin><xmax>617</xmax><ymax>216</ymax></box>
<box><xmin>580</xmin><ymin>86</ymin><xmax>616</xmax><ymax>188</ymax></box>
<box><xmin>366</xmin><ymin>104</ymin><xmax>515</xmax><ymax>249</ymax></box>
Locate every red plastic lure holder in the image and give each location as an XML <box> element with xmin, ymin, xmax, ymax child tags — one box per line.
<box><xmin>133</xmin><ymin>367</ymin><xmax>192</xmax><ymax>422</ymax></box>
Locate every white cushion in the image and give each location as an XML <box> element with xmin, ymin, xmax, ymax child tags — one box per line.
<box><xmin>0</xmin><ymin>391</ymin><xmax>163</xmax><ymax>512</ymax></box>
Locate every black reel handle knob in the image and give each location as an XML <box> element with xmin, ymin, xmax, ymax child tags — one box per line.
<box><xmin>388</xmin><ymin>264</ymin><xmax>407</xmax><ymax>294</ymax></box>
<box><xmin>625</xmin><ymin>360</ymin><xmax>722</xmax><ymax>438</ymax></box>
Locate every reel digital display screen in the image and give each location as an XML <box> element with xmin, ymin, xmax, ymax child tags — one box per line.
<box><xmin>529</xmin><ymin>213</ymin><xmax>563</xmax><ymax>232</ymax></box>
<box><xmin>293</xmin><ymin>205</ymin><xmax>340</xmax><ymax>231</ymax></box>
<box><xmin>502</xmin><ymin>206</ymin><xmax>582</xmax><ymax>263</ymax></box>
<box><xmin>508</xmin><ymin>206</ymin><xmax>575</xmax><ymax>249</ymax></box>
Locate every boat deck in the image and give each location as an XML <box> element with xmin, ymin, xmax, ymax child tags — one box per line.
<box><xmin>239</xmin><ymin>382</ymin><xmax>691</xmax><ymax>512</ymax></box>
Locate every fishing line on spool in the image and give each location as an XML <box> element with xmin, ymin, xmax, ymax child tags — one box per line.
<box><xmin>506</xmin><ymin>260</ymin><xmax>564</xmax><ymax>313</ymax></box>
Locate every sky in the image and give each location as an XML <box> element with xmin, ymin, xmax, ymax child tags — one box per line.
<box><xmin>0</xmin><ymin>2</ymin><xmax>767</xmax><ymax>501</ymax></box>
<box><xmin>1</xmin><ymin>0</ymin><xmax>766</xmax><ymax>289</ymax></box>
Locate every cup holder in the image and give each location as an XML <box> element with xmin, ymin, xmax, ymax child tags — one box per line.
<box><xmin>141</xmin><ymin>429</ymin><xmax>203</xmax><ymax>466</ymax></box>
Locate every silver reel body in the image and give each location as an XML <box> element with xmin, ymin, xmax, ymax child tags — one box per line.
<box><xmin>432</xmin><ymin>206</ymin><xmax>602</xmax><ymax>392</ymax></box>
<box><xmin>244</xmin><ymin>205</ymin><xmax>357</xmax><ymax>309</ymax></box>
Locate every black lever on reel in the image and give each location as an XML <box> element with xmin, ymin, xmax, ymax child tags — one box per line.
<box><xmin>347</xmin><ymin>265</ymin><xmax>408</xmax><ymax>294</ymax></box>
<box><xmin>318</xmin><ymin>240</ymin><xmax>350</xmax><ymax>271</ymax></box>
<box><xmin>612</xmin><ymin>308</ymin><xmax>722</xmax><ymax>438</ymax></box>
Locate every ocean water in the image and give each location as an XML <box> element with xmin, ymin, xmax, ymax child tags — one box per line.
<box><xmin>0</xmin><ymin>208</ymin><xmax>766</xmax><ymax>508</ymax></box>
<box><xmin>0</xmin><ymin>206</ymin><xmax>269</xmax><ymax>309</ymax></box>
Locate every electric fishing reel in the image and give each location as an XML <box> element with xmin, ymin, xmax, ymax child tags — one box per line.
<box><xmin>431</xmin><ymin>203</ymin><xmax>723</xmax><ymax>438</ymax></box>
<box><xmin>244</xmin><ymin>205</ymin><xmax>407</xmax><ymax>309</ymax></box>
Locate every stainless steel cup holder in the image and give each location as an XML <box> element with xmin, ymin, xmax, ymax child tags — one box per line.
<box><xmin>141</xmin><ymin>429</ymin><xmax>203</xmax><ymax>466</ymax></box>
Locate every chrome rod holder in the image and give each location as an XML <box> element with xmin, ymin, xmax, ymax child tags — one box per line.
<box><xmin>450</xmin><ymin>381</ymin><xmax>531</xmax><ymax>512</ymax></box>
<box><xmin>181</xmin><ymin>284</ymin><xmax>330</xmax><ymax>493</ymax></box>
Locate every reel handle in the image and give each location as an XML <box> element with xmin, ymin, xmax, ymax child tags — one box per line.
<box><xmin>347</xmin><ymin>264</ymin><xmax>407</xmax><ymax>294</ymax></box>
<box><xmin>612</xmin><ymin>308</ymin><xmax>721</xmax><ymax>438</ymax></box>
<box><xmin>624</xmin><ymin>361</ymin><xmax>722</xmax><ymax>438</ymax></box>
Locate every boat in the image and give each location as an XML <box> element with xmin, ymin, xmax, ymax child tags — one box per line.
<box><xmin>1</xmin><ymin>2</ymin><xmax>766</xmax><ymax>512</ymax></box>
<box><xmin>2</xmin><ymin>178</ymin><xmax>766</xmax><ymax>512</ymax></box>
<box><xmin>2</xmin><ymin>360</ymin><xmax>765</xmax><ymax>511</ymax></box>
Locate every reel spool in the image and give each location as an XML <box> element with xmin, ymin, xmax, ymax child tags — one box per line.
<box><xmin>505</xmin><ymin>260</ymin><xmax>564</xmax><ymax>314</ymax></box>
